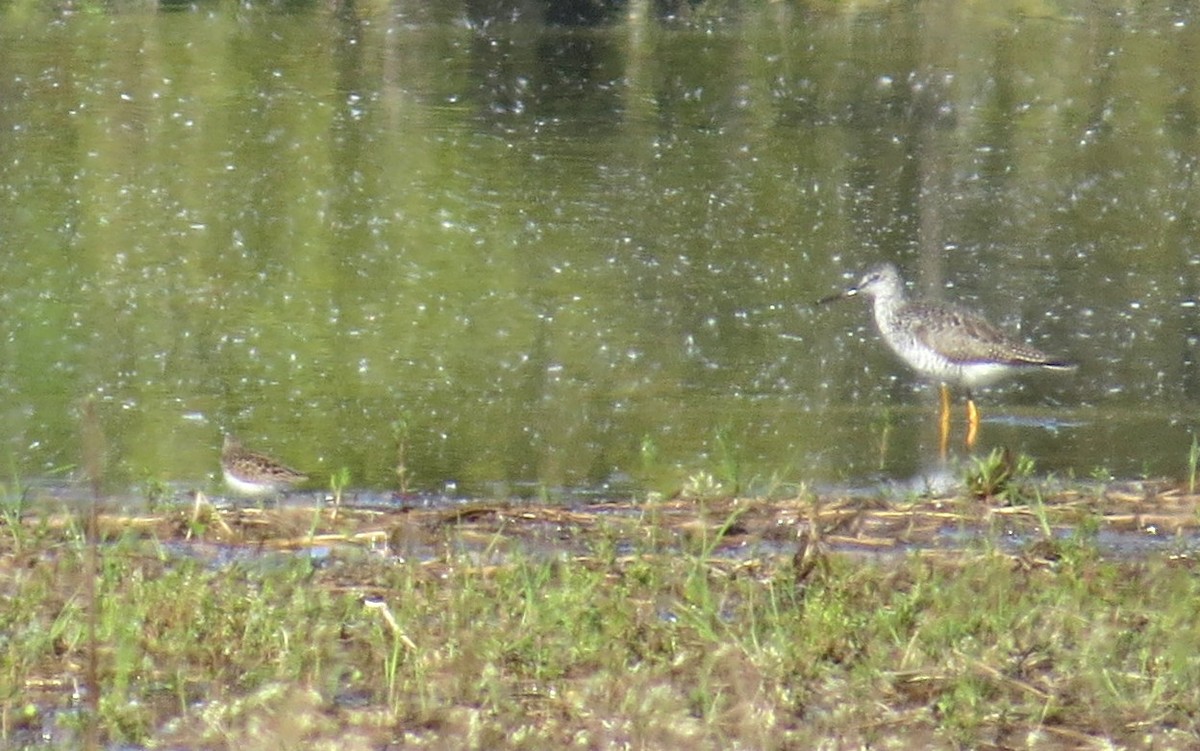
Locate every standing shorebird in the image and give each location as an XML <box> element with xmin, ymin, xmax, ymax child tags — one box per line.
<box><xmin>820</xmin><ymin>262</ymin><xmax>1075</xmax><ymax>449</ymax></box>
<box><xmin>220</xmin><ymin>434</ymin><xmax>308</xmax><ymax>498</ymax></box>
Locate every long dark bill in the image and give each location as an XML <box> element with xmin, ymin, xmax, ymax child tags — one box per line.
<box><xmin>817</xmin><ymin>287</ymin><xmax>858</xmax><ymax>306</ymax></box>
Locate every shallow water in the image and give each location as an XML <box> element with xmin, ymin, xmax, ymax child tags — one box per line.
<box><xmin>25</xmin><ymin>472</ymin><xmax>1199</xmax><ymax>568</ymax></box>
<box><xmin>0</xmin><ymin>0</ymin><xmax>1198</xmax><ymax>500</ymax></box>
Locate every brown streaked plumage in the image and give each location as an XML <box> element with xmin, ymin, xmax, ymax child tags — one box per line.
<box><xmin>221</xmin><ymin>434</ymin><xmax>308</xmax><ymax>497</ymax></box>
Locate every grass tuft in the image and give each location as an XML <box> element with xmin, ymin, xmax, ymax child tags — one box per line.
<box><xmin>1</xmin><ymin>486</ymin><xmax>1199</xmax><ymax>748</ymax></box>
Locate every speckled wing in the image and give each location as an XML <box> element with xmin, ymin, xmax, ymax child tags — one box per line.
<box><xmin>903</xmin><ymin>302</ymin><xmax>1069</xmax><ymax>367</ymax></box>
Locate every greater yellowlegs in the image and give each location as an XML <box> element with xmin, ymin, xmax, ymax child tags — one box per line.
<box><xmin>820</xmin><ymin>262</ymin><xmax>1075</xmax><ymax>446</ymax></box>
<box><xmin>221</xmin><ymin>434</ymin><xmax>308</xmax><ymax>497</ymax></box>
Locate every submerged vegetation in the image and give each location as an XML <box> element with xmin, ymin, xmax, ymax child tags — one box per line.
<box><xmin>2</xmin><ymin>477</ymin><xmax>1200</xmax><ymax>749</ymax></box>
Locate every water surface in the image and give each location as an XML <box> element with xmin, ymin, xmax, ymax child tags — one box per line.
<box><xmin>0</xmin><ymin>0</ymin><xmax>1197</xmax><ymax>500</ymax></box>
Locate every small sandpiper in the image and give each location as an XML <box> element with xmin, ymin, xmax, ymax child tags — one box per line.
<box><xmin>221</xmin><ymin>434</ymin><xmax>308</xmax><ymax>497</ymax></box>
<box><xmin>820</xmin><ymin>262</ymin><xmax>1075</xmax><ymax>447</ymax></box>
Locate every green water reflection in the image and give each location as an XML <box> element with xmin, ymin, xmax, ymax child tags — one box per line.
<box><xmin>0</xmin><ymin>0</ymin><xmax>1198</xmax><ymax>497</ymax></box>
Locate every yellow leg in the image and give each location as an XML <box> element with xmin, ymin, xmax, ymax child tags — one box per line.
<box><xmin>965</xmin><ymin>395</ymin><xmax>980</xmax><ymax>449</ymax></box>
<box><xmin>938</xmin><ymin>384</ymin><xmax>951</xmax><ymax>458</ymax></box>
